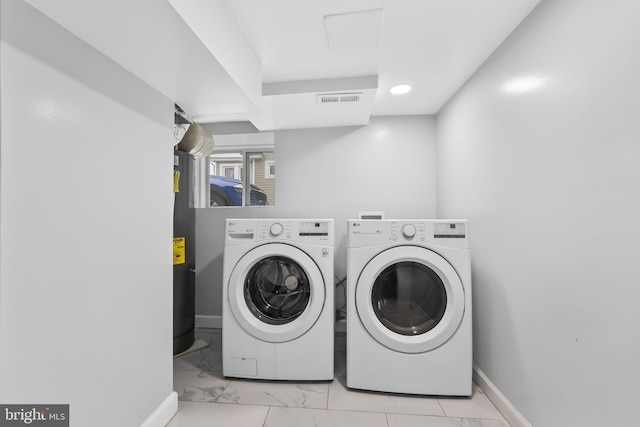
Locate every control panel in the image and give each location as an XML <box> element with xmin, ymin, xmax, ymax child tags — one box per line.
<box><xmin>226</xmin><ymin>219</ymin><xmax>332</xmax><ymax>243</ymax></box>
<box><xmin>348</xmin><ymin>219</ymin><xmax>468</xmax><ymax>248</ymax></box>
<box><xmin>299</xmin><ymin>221</ymin><xmax>330</xmax><ymax>236</ymax></box>
<box><xmin>259</xmin><ymin>220</ymin><xmax>331</xmax><ymax>242</ymax></box>
<box><xmin>390</xmin><ymin>222</ymin><xmax>426</xmax><ymax>242</ymax></box>
<box><xmin>434</xmin><ymin>222</ymin><xmax>466</xmax><ymax>238</ymax></box>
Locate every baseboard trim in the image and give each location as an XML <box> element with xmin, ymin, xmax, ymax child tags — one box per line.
<box><xmin>140</xmin><ymin>391</ymin><xmax>178</xmax><ymax>427</ymax></box>
<box><xmin>473</xmin><ymin>365</ymin><xmax>532</xmax><ymax>427</ymax></box>
<box><xmin>195</xmin><ymin>314</ymin><xmax>222</xmax><ymax>329</ymax></box>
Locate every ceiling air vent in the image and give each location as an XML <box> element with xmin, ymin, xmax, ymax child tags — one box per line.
<box><xmin>316</xmin><ymin>92</ymin><xmax>363</xmax><ymax>104</ymax></box>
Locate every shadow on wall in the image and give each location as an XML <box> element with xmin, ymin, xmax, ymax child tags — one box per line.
<box><xmin>2</xmin><ymin>0</ymin><xmax>169</xmax><ymax>126</ymax></box>
<box><xmin>196</xmin><ymin>252</ymin><xmax>224</xmax><ymax>316</ymax></box>
<box><xmin>471</xmin><ymin>259</ymin><xmax>530</xmax><ymax>409</ymax></box>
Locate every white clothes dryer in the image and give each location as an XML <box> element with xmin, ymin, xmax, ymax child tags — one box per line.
<box><xmin>223</xmin><ymin>219</ymin><xmax>334</xmax><ymax>380</ymax></box>
<box><xmin>346</xmin><ymin>219</ymin><xmax>472</xmax><ymax>396</ymax></box>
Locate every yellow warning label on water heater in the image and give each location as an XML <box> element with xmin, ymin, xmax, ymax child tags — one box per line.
<box><xmin>173</xmin><ymin>237</ymin><xmax>186</xmax><ymax>265</ymax></box>
<box><xmin>173</xmin><ymin>170</ymin><xmax>181</xmax><ymax>193</ymax></box>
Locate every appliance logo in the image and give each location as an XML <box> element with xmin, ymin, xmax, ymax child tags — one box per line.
<box><xmin>1</xmin><ymin>405</ymin><xmax>68</xmax><ymax>426</ymax></box>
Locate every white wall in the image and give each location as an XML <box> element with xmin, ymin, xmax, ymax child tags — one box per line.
<box><xmin>0</xmin><ymin>2</ymin><xmax>175</xmax><ymax>426</ymax></box>
<box><xmin>196</xmin><ymin>115</ymin><xmax>437</xmax><ymax>316</ymax></box>
<box><xmin>437</xmin><ymin>0</ymin><xmax>640</xmax><ymax>425</ymax></box>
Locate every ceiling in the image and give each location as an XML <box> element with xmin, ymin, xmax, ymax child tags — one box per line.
<box><xmin>23</xmin><ymin>0</ymin><xmax>541</xmax><ymax>131</ymax></box>
<box><xmin>177</xmin><ymin>0</ymin><xmax>542</xmax><ymax>130</ymax></box>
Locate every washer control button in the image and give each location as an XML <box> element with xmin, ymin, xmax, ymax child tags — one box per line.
<box><xmin>402</xmin><ymin>224</ymin><xmax>417</xmax><ymax>239</ymax></box>
<box><xmin>270</xmin><ymin>223</ymin><xmax>283</xmax><ymax>237</ymax></box>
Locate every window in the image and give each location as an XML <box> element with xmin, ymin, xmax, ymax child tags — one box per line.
<box><xmin>207</xmin><ymin>133</ymin><xmax>276</xmax><ymax>207</ymax></box>
<box><xmin>223</xmin><ymin>165</ymin><xmax>240</xmax><ymax>178</ymax></box>
<box><xmin>265</xmin><ymin>160</ymin><xmax>275</xmax><ymax>179</ymax></box>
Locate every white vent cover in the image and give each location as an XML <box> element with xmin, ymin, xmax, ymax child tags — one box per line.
<box><xmin>316</xmin><ymin>92</ymin><xmax>363</xmax><ymax>104</ymax></box>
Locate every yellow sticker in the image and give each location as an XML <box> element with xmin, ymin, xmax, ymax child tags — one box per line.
<box><xmin>173</xmin><ymin>237</ymin><xmax>186</xmax><ymax>265</ymax></box>
<box><xmin>173</xmin><ymin>169</ymin><xmax>181</xmax><ymax>193</ymax></box>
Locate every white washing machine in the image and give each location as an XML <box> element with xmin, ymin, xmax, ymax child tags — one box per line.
<box><xmin>222</xmin><ymin>219</ymin><xmax>334</xmax><ymax>380</ymax></box>
<box><xmin>346</xmin><ymin>219</ymin><xmax>472</xmax><ymax>396</ymax></box>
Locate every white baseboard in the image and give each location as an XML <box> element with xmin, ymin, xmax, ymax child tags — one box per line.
<box><xmin>195</xmin><ymin>314</ymin><xmax>222</xmax><ymax>329</ymax></box>
<box><xmin>473</xmin><ymin>365</ymin><xmax>532</xmax><ymax>427</ymax></box>
<box><xmin>140</xmin><ymin>391</ymin><xmax>177</xmax><ymax>427</ymax></box>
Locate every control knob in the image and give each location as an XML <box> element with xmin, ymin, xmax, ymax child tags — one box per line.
<box><xmin>402</xmin><ymin>224</ymin><xmax>417</xmax><ymax>239</ymax></box>
<box><xmin>270</xmin><ymin>223</ymin><xmax>284</xmax><ymax>237</ymax></box>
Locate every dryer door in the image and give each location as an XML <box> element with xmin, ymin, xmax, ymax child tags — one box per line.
<box><xmin>355</xmin><ymin>246</ymin><xmax>465</xmax><ymax>353</ymax></box>
<box><xmin>228</xmin><ymin>243</ymin><xmax>325</xmax><ymax>343</ymax></box>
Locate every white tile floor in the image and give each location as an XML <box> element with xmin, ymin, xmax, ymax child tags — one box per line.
<box><xmin>169</xmin><ymin>328</ymin><xmax>510</xmax><ymax>427</ymax></box>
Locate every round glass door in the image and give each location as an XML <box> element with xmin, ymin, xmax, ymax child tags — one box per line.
<box><xmin>228</xmin><ymin>243</ymin><xmax>326</xmax><ymax>343</ymax></box>
<box><xmin>244</xmin><ymin>256</ymin><xmax>310</xmax><ymax>325</ymax></box>
<box><xmin>355</xmin><ymin>246</ymin><xmax>465</xmax><ymax>353</ymax></box>
<box><xmin>372</xmin><ymin>261</ymin><xmax>447</xmax><ymax>336</ymax></box>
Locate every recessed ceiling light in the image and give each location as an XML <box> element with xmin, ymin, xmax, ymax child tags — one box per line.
<box><xmin>390</xmin><ymin>84</ymin><xmax>412</xmax><ymax>95</ymax></box>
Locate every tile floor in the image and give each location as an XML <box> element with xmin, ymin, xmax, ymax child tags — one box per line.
<box><xmin>169</xmin><ymin>328</ymin><xmax>509</xmax><ymax>427</ymax></box>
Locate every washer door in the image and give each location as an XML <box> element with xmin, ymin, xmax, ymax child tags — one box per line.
<box><xmin>228</xmin><ymin>243</ymin><xmax>325</xmax><ymax>343</ymax></box>
<box><xmin>355</xmin><ymin>246</ymin><xmax>465</xmax><ymax>353</ymax></box>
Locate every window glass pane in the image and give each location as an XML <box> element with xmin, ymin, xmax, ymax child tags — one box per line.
<box><xmin>209</xmin><ymin>152</ymin><xmax>243</xmax><ymax>206</ymax></box>
<box><xmin>247</xmin><ymin>151</ymin><xmax>275</xmax><ymax>206</ymax></box>
<box><xmin>209</xmin><ymin>149</ymin><xmax>275</xmax><ymax>207</ymax></box>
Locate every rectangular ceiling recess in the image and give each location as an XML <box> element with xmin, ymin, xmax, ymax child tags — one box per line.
<box><xmin>324</xmin><ymin>9</ymin><xmax>383</xmax><ymax>50</ymax></box>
